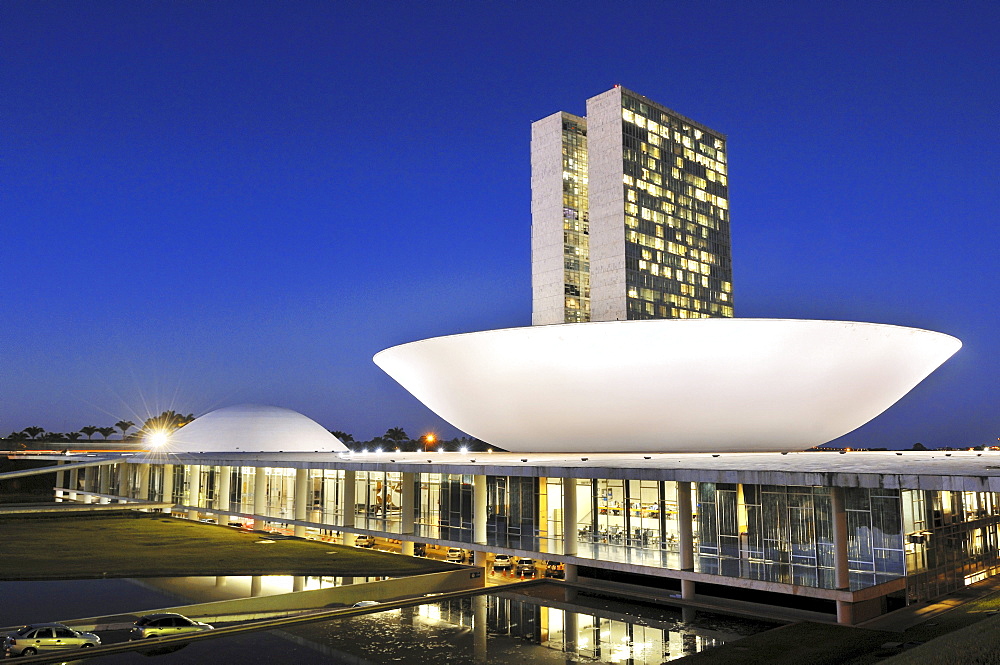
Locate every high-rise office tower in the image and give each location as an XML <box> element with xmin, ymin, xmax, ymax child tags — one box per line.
<box><xmin>531</xmin><ymin>86</ymin><xmax>734</xmax><ymax>325</ymax></box>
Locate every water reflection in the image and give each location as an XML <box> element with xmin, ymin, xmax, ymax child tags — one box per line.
<box><xmin>2</xmin><ymin>580</ymin><xmax>777</xmax><ymax>664</ymax></box>
<box><xmin>272</xmin><ymin>587</ymin><xmax>776</xmax><ymax>664</ymax></box>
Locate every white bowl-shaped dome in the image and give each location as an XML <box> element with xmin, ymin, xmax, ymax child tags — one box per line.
<box><xmin>162</xmin><ymin>404</ymin><xmax>348</xmax><ymax>453</ymax></box>
<box><xmin>373</xmin><ymin>319</ymin><xmax>961</xmax><ymax>453</ymax></box>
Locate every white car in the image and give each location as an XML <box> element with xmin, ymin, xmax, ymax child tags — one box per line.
<box><xmin>3</xmin><ymin>623</ymin><xmax>100</xmax><ymax>657</ymax></box>
<box><xmin>446</xmin><ymin>547</ymin><xmax>466</xmax><ymax>563</ymax></box>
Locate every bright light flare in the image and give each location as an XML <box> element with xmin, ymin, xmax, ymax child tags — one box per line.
<box><xmin>146</xmin><ymin>430</ymin><xmax>170</xmax><ymax>448</ymax></box>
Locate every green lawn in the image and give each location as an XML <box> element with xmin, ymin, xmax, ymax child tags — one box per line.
<box><xmin>0</xmin><ymin>512</ymin><xmax>454</xmax><ymax>579</ymax></box>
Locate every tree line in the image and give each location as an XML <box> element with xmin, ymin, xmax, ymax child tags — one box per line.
<box><xmin>3</xmin><ymin>411</ymin><xmax>194</xmax><ymax>445</ymax></box>
<box><xmin>329</xmin><ymin>427</ymin><xmax>493</xmax><ymax>452</ymax></box>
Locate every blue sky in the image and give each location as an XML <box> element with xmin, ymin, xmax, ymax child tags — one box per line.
<box><xmin>2</xmin><ymin>1</ymin><xmax>996</xmax><ymax>448</ymax></box>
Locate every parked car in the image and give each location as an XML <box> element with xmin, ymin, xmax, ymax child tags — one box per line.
<box><xmin>544</xmin><ymin>560</ymin><xmax>566</xmax><ymax>578</ymax></box>
<box><xmin>129</xmin><ymin>613</ymin><xmax>213</xmax><ymax>640</ymax></box>
<box><xmin>3</xmin><ymin>623</ymin><xmax>100</xmax><ymax>656</ymax></box>
<box><xmin>492</xmin><ymin>554</ymin><xmax>513</xmax><ymax>571</ymax></box>
<box><xmin>355</xmin><ymin>534</ymin><xmax>375</xmax><ymax>548</ymax></box>
<box><xmin>516</xmin><ymin>558</ymin><xmax>537</xmax><ymax>576</ymax></box>
<box><xmin>446</xmin><ymin>547</ymin><xmax>465</xmax><ymax>562</ymax></box>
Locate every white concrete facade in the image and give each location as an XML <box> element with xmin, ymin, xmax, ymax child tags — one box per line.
<box><xmin>530</xmin><ymin>111</ymin><xmax>578</xmax><ymax>326</ymax></box>
<box><xmin>586</xmin><ymin>86</ymin><xmax>629</xmax><ymax>322</ymax></box>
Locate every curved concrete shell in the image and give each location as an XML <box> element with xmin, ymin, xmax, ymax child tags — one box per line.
<box><xmin>374</xmin><ymin>319</ymin><xmax>961</xmax><ymax>453</ymax></box>
<box><xmin>162</xmin><ymin>404</ymin><xmax>348</xmax><ymax>453</ymax></box>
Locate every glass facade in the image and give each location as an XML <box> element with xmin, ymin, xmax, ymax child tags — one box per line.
<box><xmin>618</xmin><ymin>90</ymin><xmax>733</xmax><ymax>320</ymax></box>
<box><xmin>115</xmin><ymin>462</ymin><xmax>1000</xmax><ymax>610</ymax></box>
<box><xmin>560</xmin><ymin>115</ymin><xmax>590</xmax><ymax>323</ymax></box>
<box><xmin>902</xmin><ymin>488</ymin><xmax>1000</xmax><ymax>602</ymax></box>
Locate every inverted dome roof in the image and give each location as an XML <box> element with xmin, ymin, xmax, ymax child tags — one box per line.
<box><xmin>374</xmin><ymin>319</ymin><xmax>961</xmax><ymax>453</ymax></box>
<box><xmin>163</xmin><ymin>404</ymin><xmax>348</xmax><ymax>453</ymax></box>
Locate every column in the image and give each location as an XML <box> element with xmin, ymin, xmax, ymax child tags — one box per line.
<box><xmin>474</xmin><ymin>474</ymin><xmax>487</xmax><ymax>546</ymax></box>
<box><xmin>55</xmin><ymin>461</ymin><xmax>65</xmax><ymax>501</ymax></box>
<box><xmin>293</xmin><ymin>576</ymin><xmax>305</xmax><ymax>592</ymax></box>
<box><xmin>400</xmin><ymin>472</ymin><xmax>415</xmax><ymax>535</ymax></box>
<box><xmin>250</xmin><ymin>575</ymin><xmax>262</xmax><ymax>597</ymax></box>
<box><xmin>162</xmin><ymin>465</ymin><xmax>175</xmax><ymax>506</ymax></box>
<box><xmin>832</xmin><ymin>486</ymin><xmax>853</xmax><ymax>624</ymax></box>
<box><xmin>563</xmin><ymin>609</ymin><xmax>578</xmax><ymax>654</ymax></box>
<box><xmin>98</xmin><ymin>465</ymin><xmax>111</xmax><ymax>496</ymax></box>
<box><xmin>187</xmin><ymin>465</ymin><xmax>202</xmax><ymax>520</ymax></box>
<box><xmin>473</xmin><ymin>594</ymin><xmax>487</xmax><ymax>663</ymax></box>
<box><xmin>401</xmin><ymin>541</ymin><xmax>415</xmax><ymax>556</ymax></box>
<box><xmin>342</xmin><ymin>470</ymin><xmax>356</xmax><ymax>528</ymax></box>
<box><xmin>137</xmin><ymin>464</ymin><xmax>150</xmax><ymax>503</ymax></box>
<box><xmin>68</xmin><ymin>467</ymin><xmax>79</xmax><ymax>501</ymax></box>
<box><xmin>677</xmin><ymin>481</ymin><xmax>695</xmax><ymax>600</ymax></box>
<box><xmin>217</xmin><ymin>466</ymin><xmax>232</xmax><ymax>515</ymax></box>
<box><xmin>563</xmin><ymin>562</ymin><xmax>578</xmax><ymax>583</ymax></box>
<box><xmin>563</xmin><ymin>478</ymin><xmax>578</xmax><ymax>556</ymax></box>
<box><xmin>82</xmin><ymin>467</ymin><xmax>95</xmax><ymax>503</ymax></box>
<box><xmin>115</xmin><ymin>463</ymin><xmax>127</xmax><ymax>498</ymax></box>
<box><xmin>294</xmin><ymin>468</ymin><xmax>308</xmax><ymax>538</ymax></box>
<box><xmin>253</xmin><ymin>468</ymin><xmax>268</xmax><ymax>530</ymax></box>
<box><xmin>473</xmin><ymin>550</ymin><xmax>487</xmax><ymax>567</ymax></box>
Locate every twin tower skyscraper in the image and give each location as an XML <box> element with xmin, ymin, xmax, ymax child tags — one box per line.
<box><xmin>531</xmin><ymin>86</ymin><xmax>734</xmax><ymax>325</ymax></box>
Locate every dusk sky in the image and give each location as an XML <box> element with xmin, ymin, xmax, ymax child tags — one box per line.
<box><xmin>2</xmin><ymin>1</ymin><xmax>997</xmax><ymax>448</ymax></box>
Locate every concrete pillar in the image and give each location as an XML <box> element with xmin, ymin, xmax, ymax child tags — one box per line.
<box><xmin>678</xmin><ymin>481</ymin><xmax>696</xmax><ymax>601</ymax></box>
<box><xmin>563</xmin><ymin>478</ymin><xmax>578</xmax><ymax>556</ymax></box>
<box><xmin>253</xmin><ymin>468</ymin><xmax>268</xmax><ymax>530</ymax></box>
<box><xmin>474</xmin><ymin>550</ymin><xmax>487</xmax><ymax>568</ymax></box>
<box><xmin>473</xmin><ymin>594</ymin><xmax>487</xmax><ymax>663</ymax></box>
<box><xmin>68</xmin><ymin>467</ymin><xmax>79</xmax><ymax>501</ymax></box>
<box><xmin>55</xmin><ymin>462</ymin><xmax>65</xmax><ymax>502</ymax></box>
<box><xmin>832</xmin><ymin>486</ymin><xmax>854</xmax><ymax>624</ymax></box>
<box><xmin>98</xmin><ymin>465</ymin><xmax>111</xmax><ymax>496</ymax></box>
<box><xmin>836</xmin><ymin>600</ymin><xmax>854</xmax><ymax>625</ymax></box>
<box><xmin>187</xmin><ymin>465</ymin><xmax>202</xmax><ymax>520</ymax></box>
<box><xmin>474</xmin><ymin>474</ymin><xmax>487</xmax><ymax>545</ymax></box>
<box><xmin>137</xmin><ymin>464</ymin><xmax>150</xmax><ymax>503</ymax></box>
<box><xmin>401</xmin><ymin>540</ymin><xmax>415</xmax><ymax>556</ymax></box>
<box><xmin>294</xmin><ymin>468</ymin><xmax>309</xmax><ymax>538</ymax></box>
<box><xmin>342</xmin><ymin>470</ymin><xmax>356</xmax><ymax>528</ymax></box>
<box><xmin>217</xmin><ymin>466</ymin><xmax>232</xmax><ymax>513</ymax></box>
<box><xmin>293</xmin><ymin>576</ymin><xmax>305</xmax><ymax>592</ymax></box>
<box><xmin>678</xmin><ymin>482</ymin><xmax>694</xmax><ymax>571</ymax></box>
<box><xmin>83</xmin><ymin>466</ymin><xmax>95</xmax><ymax>493</ymax></box>
<box><xmin>563</xmin><ymin>562</ymin><xmax>578</xmax><ymax>583</ymax></box>
<box><xmin>831</xmin><ymin>487</ymin><xmax>850</xmax><ymax>590</ymax></box>
<box><xmin>563</xmin><ymin>608</ymin><xmax>578</xmax><ymax>654</ymax></box>
<box><xmin>115</xmin><ymin>463</ymin><xmax>127</xmax><ymax>497</ymax></box>
<box><xmin>162</xmin><ymin>465</ymin><xmax>174</xmax><ymax>504</ymax></box>
<box><xmin>215</xmin><ymin>576</ymin><xmax>227</xmax><ymax>588</ymax></box>
<box><xmin>400</xmin><ymin>472</ymin><xmax>415</xmax><ymax>535</ymax></box>
<box><xmin>250</xmin><ymin>576</ymin><xmax>262</xmax><ymax>597</ymax></box>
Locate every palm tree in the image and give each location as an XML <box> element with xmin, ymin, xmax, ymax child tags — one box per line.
<box><xmin>22</xmin><ymin>426</ymin><xmax>45</xmax><ymax>440</ymax></box>
<box><xmin>330</xmin><ymin>430</ymin><xmax>355</xmax><ymax>444</ymax></box>
<box><xmin>66</xmin><ymin>432</ymin><xmax>82</xmax><ymax>442</ymax></box>
<box><xmin>384</xmin><ymin>427</ymin><xmax>409</xmax><ymax>443</ymax></box>
<box><xmin>80</xmin><ymin>426</ymin><xmax>98</xmax><ymax>440</ymax></box>
<box><xmin>97</xmin><ymin>427</ymin><xmax>116</xmax><ymax>440</ymax></box>
<box><xmin>138</xmin><ymin>411</ymin><xmax>194</xmax><ymax>439</ymax></box>
<box><xmin>115</xmin><ymin>420</ymin><xmax>136</xmax><ymax>440</ymax></box>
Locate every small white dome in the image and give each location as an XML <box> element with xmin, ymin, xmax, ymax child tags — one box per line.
<box><xmin>162</xmin><ymin>404</ymin><xmax>348</xmax><ymax>453</ymax></box>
